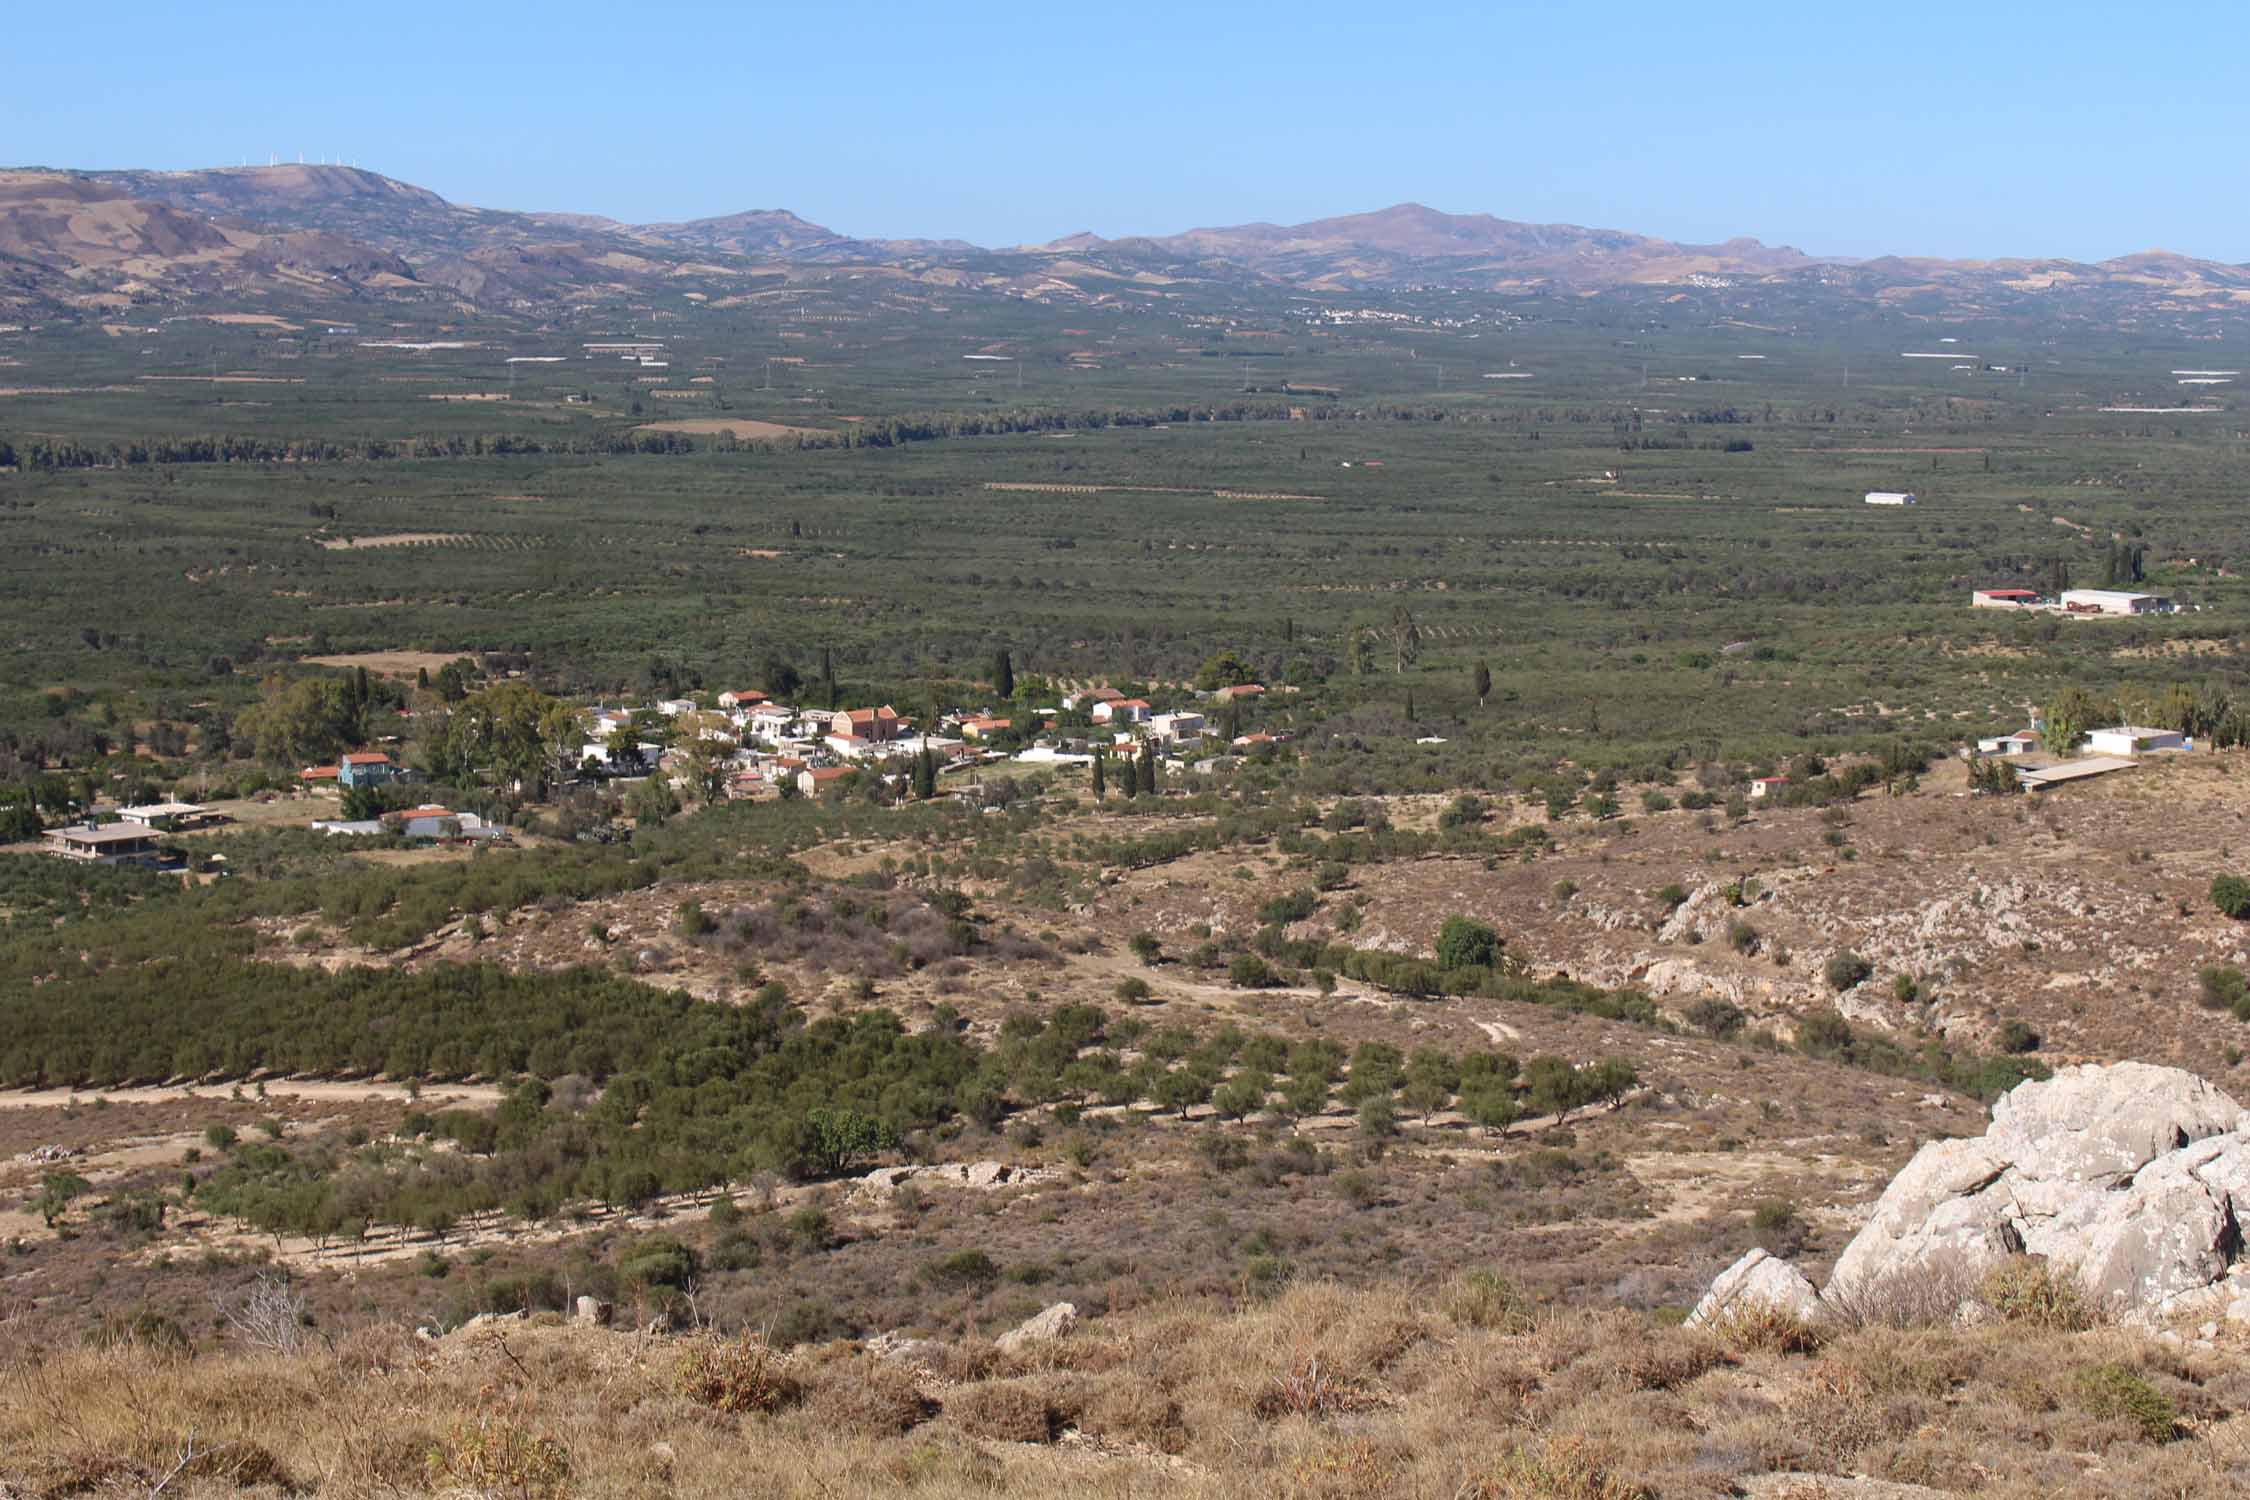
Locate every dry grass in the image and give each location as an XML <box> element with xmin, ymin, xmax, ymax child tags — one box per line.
<box><xmin>3</xmin><ymin>1280</ymin><xmax>2250</xmax><ymax>1497</ymax></box>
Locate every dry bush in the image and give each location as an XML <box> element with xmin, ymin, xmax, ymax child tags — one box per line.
<box><xmin>219</xmin><ymin>1269</ymin><xmax>314</xmax><ymax>1355</ymax></box>
<box><xmin>1704</xmin><ymin>1302</ymin><xmax>1828</xmax><ymax>1355</ymax></box>
<box><xmin>1811</xmin><ymin>1326</ymin><xmax>1976</xmax><ymax>1400</ymax></box>
<box><xmin>331</xmin><ymin>1320</ymin><xmax>425</xmax><ymax>1377</ymax></box>
<box><xmin>1823</xmin><ymin>1255</ymin><xmax>1981</xmax><ymax>1329</ymax></box>
<box><xmin>1072</xmin><ymin>1372</ymin><xmax>1189</xmax><ymax>1453</ymax></box>
<box><xmin>1441</xmin><ymin>1268</ymin><xmax>1540</xmax><ymax>1333</ymax></box>
<box><xmin>1981</xmin><ymin>1256</ymin><xmax>2095</xmax><ymax>1331</ymax></box>
<box><xmin>947</xmin><ymin>1377</ymin><xmax>1070</xmax><ymax>1442</ymax></box>
<box><xmin>673</xmin><ymin>1334</ymin><xmax>805</xmax><ymax>1414</ymax></box>
<box><xmin>1464</xmin><ymin>1435</ymin><xmax>1651</xmax><ymax>1500</ymax></box>
<box><xmin>426</xmin><ymin>1411</ymin><xmax>571</xmax><ymax>1498</ymax></box>
<box><xmin>1252</xmin><ymin>1355</ymin><xmax>1380</xmax><ymax>1421</ymax></box>
<box><xmin>806</xmin><ymin>1358</ymin><xmax>936</xmax><ymax>1436</ymax></box>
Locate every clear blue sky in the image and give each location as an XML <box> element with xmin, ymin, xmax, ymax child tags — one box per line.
<box><xmin>8</xmin><ymin>2</ymin><xmax>2246</xmax><ymax>262</ymax></box>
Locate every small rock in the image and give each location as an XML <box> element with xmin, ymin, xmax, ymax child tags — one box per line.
<box><xmin>866</xmin><ymin>1329</ymin><xmax>947</xmax><ymax>1366</ymax></box>
<box><xmin>2226</xmin><ymin>1298</ymin><xmax>2250</xmax><ymax>1325</ymax></box>
<box><xmin>1687</xmin><ymin>1248</ymin><xmax>1824</xmax><ymax>1329</ymax></box>
<box><xmin>573</xmin><ymin>1296</ymin><xmax>611</xmax><ymax>1327</ymax></box>
<box><xmin>995</xmin><ymin>1301</ymin><xmax>1079</xmax><ymax>1353</ymax></box>
<box><xmin>2199</xmin><ymin>1320</ymin><xmax>2220</xmax><ymax>1339</ymax></box>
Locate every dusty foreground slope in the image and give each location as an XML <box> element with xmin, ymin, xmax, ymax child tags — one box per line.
<box><xmin>4</xmin><ymin>1279</ymin><xmax>2248</xmax><ymax>1498</ymax></box>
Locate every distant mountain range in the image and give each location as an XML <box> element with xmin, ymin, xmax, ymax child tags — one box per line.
<box><xmin>5</xmin><ymin>162</ymin><xmax>2250</xmax><ymax>322</ymax></box>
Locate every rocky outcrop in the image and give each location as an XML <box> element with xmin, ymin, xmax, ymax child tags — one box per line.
<box><xmin>1701</xmin><ymin>1062</ymin><xmax>2250</xmax><ymax>1325</ymax></box>
<box><xmin>1686</xmin><ymin>1248</ymin><xmax>1823</xmax><ymax>1329</ymax></box>
<box><xmin>995</xmin><ymin>1302</ymin><xmax>1078</xmax><ymax>1353</ymax></box>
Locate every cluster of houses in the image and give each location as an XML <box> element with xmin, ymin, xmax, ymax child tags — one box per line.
<box><xmin>1966</xmin><ymin>717</ymin><xmax>2193</xmax><ymax>791</ymax></box>
<box><xmin>1971</xmin><ymin>587</ymin><xmax>2178</xmax><ymax>616</ymax></box>
<box><xmin>576</xmin><ymin>681</ymin><xmax>1281</xmax><ymax>801</ymax></box>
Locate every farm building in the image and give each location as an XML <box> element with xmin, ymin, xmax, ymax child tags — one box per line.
<box><xmin>2060</xmin><ymin>589</ymin><xmax>2174</xmax><ymax>616</ymax></box>
<box><xmin>1092</xmin><ymin>698</ymin><xmax>1151</xmax><ymax>725</ymax></box>
<box><xmin>2019</xmin><ymin>757</ymin><xmax>2136</xmax><ymax>791</ymax></box>
<box><xmin>958</xmin><ymin>717</ymin><xmax>1013</xmax><ymax>741</ymax></box>
<box><xmin>1865</xmin><ymin>491</ymin><xmax>1916</xmax><ymax>506</ymax></box>
<box><xmin>1972</xmin><ymin>588</ymin><xmax>2044</xmax><ymax>609</ymax></box>
<box><xmin>717</xmin><ymin>689</ymin><xmax>768</xmax><ymax>710</ymax></box>
<box><xmin>2085</xmin><ymin>725</ymin><xmax>2187</xmax><ymax>755</ymax></box>
<box><xmin>1749</xmin><ymin>776</ymin><xmax>1788</xmax><ymax>800</ymax></box>
<box><xmin>1975</xmin><ymin>730</ymin><xmax>2041</xmax><ymax>756</ymax></box>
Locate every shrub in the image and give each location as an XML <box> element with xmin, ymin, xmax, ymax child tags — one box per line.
<box><xmin>1228</xmin><ymin>952</ymin><xmax>1276</xmax><ymax>989</ymax></box>
<box><xmin>1257</xmin><ymin>888</ymin><xmax>1319</xmax><ymax>925</ymax></box>
<box><xmin>1750</xmin><ymin>1199</ymin><xmax>1807</xmax><ymax>1255</ymax></box>
<box><xmin>1128</xmin><ymin>932</ymin><xmax>1163</xmax><ymax>965</ymax></box>
<box><xmin>617</xmin><ymin>1235</ymin><xmax>697</xmax><ymax>1291</ymax></box>
<box><xmin>1470</xmin><ymin>1436</ymin><xmax>1646</xmax><ymax>1500</ymax></box>
<box><xmin>1684</xmin><ymin>999</ymin><xmax>1745</xmax><ymax>1038</ymax></box>
<box><xmin>1442</xmin><ymin>1269</ymin><xmax>1538</xmax><ymax>1333</ymax></box>
<box><xmin>674</xmin><ymin>1335</ymin><xmax>805</xmax><ymax>1414</ymax></box>
<box><xmin>2213</xmin><ymin>875</ymin><xmax>2250</xmax><ymax>920</ymax></box>
<box><xmin>1980</xmin><ymin>1256</ymin><xmax>2092</xmax><ymax>1331</ymax></box>
<box><xmin>1653</xmin><ymin>883</ymin><xmax>1688</xmax><ymax>912</ymax></box>
<box><xmin>1435</xmin><ymin>915</ymin><xmax>1502</xmax><ymax>971</ymax></box>
<box><xmin>427</xmin><ymin>1414</ymin><xmax>571</xmax><ymax>1498</ymax></box>
<box><xmin>2197</xmin><ymin>964</ymin><xmax>2247</xmax><ymax>1012</ymax></box>
<box><xmin>923</xmin><ymin>1249</ymin><xmax>999</xmax><ymax>1290</ymax></box>
<box><xmin>807</xmin><ymin>1360</ymin><xmax>935</xmax><ymax>1436</ymax></box>
<box><xmin>1823</xmin><ymin>951</ymin><xmax>1872</xmax><ymax>991</ymax></box>
<box><xmin>1114</xmin><ymin>976</ymin><xmax>1153</xmax><ymax>1004</ymax></box>
<box><xmin>950</xmin><ymin>1379</ymin><xmax>1067</xmax><ymax>1442</ymax></box>
<box><xmin>2073</xmin><ymin>1364</ymin><xmax>2179</xmax><ymax>1442</ymax></box>
<box><xmin>1993</xmin><ymin>1019</ymin><xmax>2040</xmax><ymax>1054</ymax></box>
<box><xmin>1725</xmin><ymin>919</ymin><xmax>1759</xmax><ymax>955</ymax></box>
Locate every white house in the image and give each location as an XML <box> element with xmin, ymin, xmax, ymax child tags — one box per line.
<box><xmin>747</xmin><ymin>704</ymin><xmax>798</xmax><ymax>739</ymax></box>
<box><xmin>1091</xmin><ymin>698</ymin><xmax>1151</xmax><ymax>725</ymax></box>
<box><xmin>1748</xmin><ymin>775</ymin><xmax>1788</xmax><ymax>800</ymax></box>
<box><xmin>2060</xmin><ymin>589</ymin><xmax>2174</xmax><ymax>616</ymax></box>
<box><xmin>1865</xmin><ymin>491</ymin><xmax>1917</xmax><ymax>506</ymax></box>
<box><xmin>1148</xmin><ymin>711</ymin><xmax>1205</xmax><ymax>748</ymax></box>
<box><xmin>1975</xmin><ymin>730</ymin><xmax>2041</xmax><ymax>756</ymax></box>
<box><xmin>656</xmin><ymin>698</ymin><xmax>697</xmax><ymax>717</ymax></box>
<box><xmin>2085</xmin><ymin>725</ymin><xmax>2187</xmax><ymax>756</ymax></box>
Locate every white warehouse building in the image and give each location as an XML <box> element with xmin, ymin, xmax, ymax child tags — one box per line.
<box><xmin>1864</xmin><ymin>491</ymin><xmax>1917</xmax><ymax>506</ymax></box>
<box><xmin>2060</xmin><ymin>589</ymin><xmax>2174</xmax><ymax>616</ymax></box>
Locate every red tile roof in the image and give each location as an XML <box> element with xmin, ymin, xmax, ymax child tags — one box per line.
<box><xmin>341</xmin><ymin>752</ymin><xmax>392</xmax><ymax>765</ymax></box>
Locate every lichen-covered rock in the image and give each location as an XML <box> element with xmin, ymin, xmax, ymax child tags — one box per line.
<box><xmin>1685</xmin><ymin>1248</ymin><xmax>1824</xmax><ymax>1329</ymax></box>
<box><xmin>1820</xmin><ymin>1062</ymin><xmax>2250</xmax><ymax>1321</ymax></box>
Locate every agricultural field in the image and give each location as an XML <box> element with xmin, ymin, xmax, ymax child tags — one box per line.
<box><xmin>9</xmin><ymin>277</ymin><xmax>2250</xmax><ymax>1495</ymax></box>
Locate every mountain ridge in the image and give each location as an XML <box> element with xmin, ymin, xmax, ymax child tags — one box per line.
<box><xmin>6</xmin><ymin>163</ymin><xmax>2249</xmax><ymax>319</ymax></box>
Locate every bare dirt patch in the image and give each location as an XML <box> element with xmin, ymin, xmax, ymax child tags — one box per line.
<box><xmin>303</xmin><ymin>649</ymin><xmax>470</xmax><ymax>677</ymax></box>
<box><xmin>635</xmin><ymin>418</ymin><xmax>829</xmax><ymax>441</ymax></box>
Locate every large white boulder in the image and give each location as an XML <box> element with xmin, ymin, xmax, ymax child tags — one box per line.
<box><xmin>1695</xmin><ymin>1062</ymin><xmax>2250</xmax><ymax>1325</ymax></box>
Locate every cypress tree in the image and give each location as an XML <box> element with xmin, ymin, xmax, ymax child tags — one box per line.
<box><xmin>1474</xmin><ymin>660</ymin><xmax>1491</xmax><ymax>707</ymax></box>
<box><xmin>1091</xmin><ymin>749</ymin><xmax>1106</xmax><ymax>799</ymax></box>
<box><xmin>1141</xmin><ymin>742</ymin><xmax>1159</xmax><ymax>796</ymax></box>
<box><xmin>821</xmin><ymin>646</ymin><xmax>837</xmax><ymax>710</ymax></box>
<box><xmin>993</xmin><ymin>648</ymin><xmax>1015</xmax><ymax>700</ymax></box>
<box><xmin>1120</xmin><ymin>754</ymin><xmax>1139</xmax><ymax>799</ymax></box>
